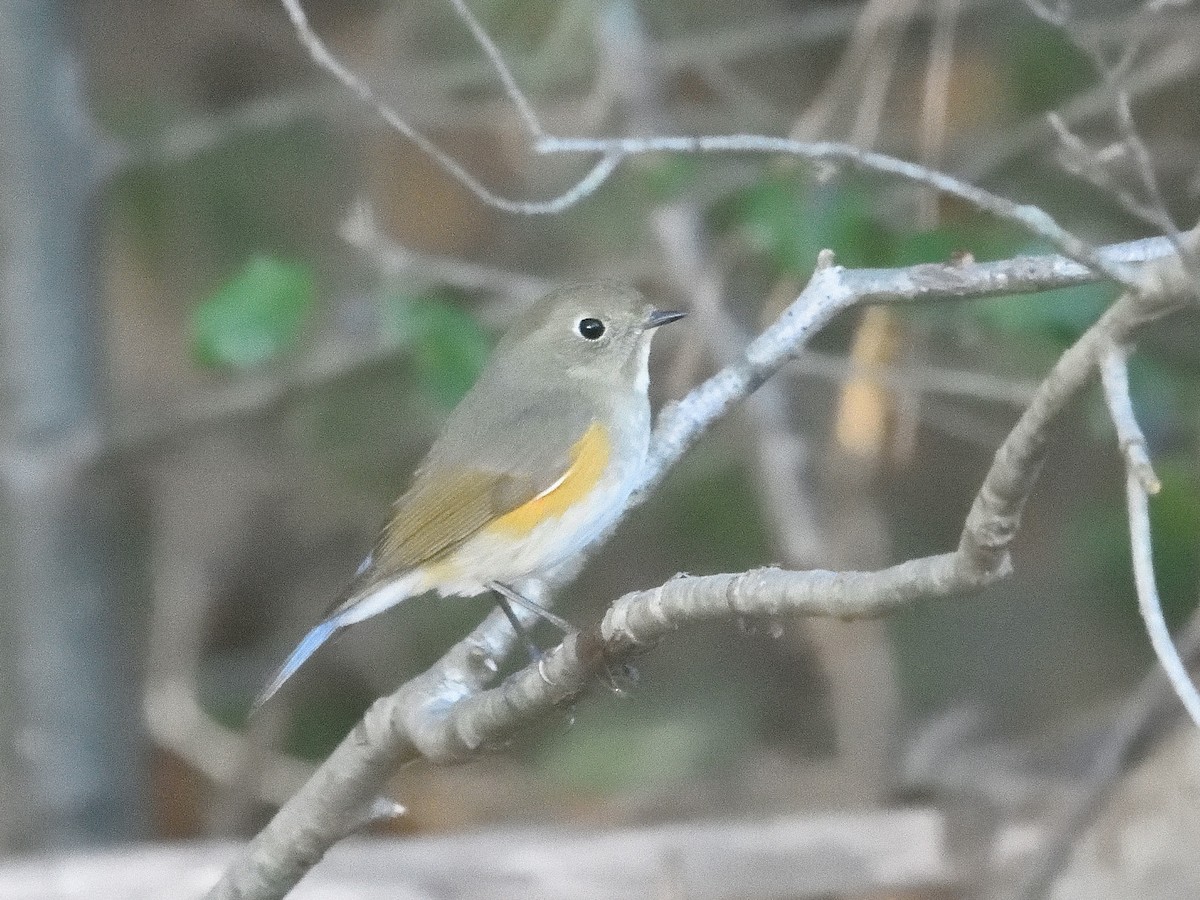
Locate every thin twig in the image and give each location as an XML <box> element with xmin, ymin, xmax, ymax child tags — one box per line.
<box><xmin>339</xmin><ymin>202</ymin><xmax>553</xmax><ymax>304</ymax></box>
<box><xmin>444</xmin><ymin>0</ymin><xmax>543</xmax><ymax>138</ymax></box>
<box><xmin>1029</xmin><ymin>0</ymin><xmax>1200</xmax><ymax>284</ymax></box>
<box><xmin>280</xmin><ymin>0</ymin><xmax>626</xmax><ymax>215</ymax></box>
<box><xmin>1116</xmin><ymin>93</ymin><xmax>1181</xmax><ymax>239</ymax></box>
<box><xmin>1037</xmin><ymin>0</ymin><xmax>1200</xmax><ymax>737</ymax></box>
<box><xmin>1099</xmin><ymin>344</ymin><xmax>1160</xmax><ymax>493</ymax></box>
<box><xmin>201</xmin><ymin>6</ymin><xmax>1200</xmax><ymax>897</ymax></box>
<box><xmin>1124</xmin><ymin>452</ymin><xmax>1200</xmax><ymax>728</ymax></box>
<box><xmin>1098</xmin><ymin>343</ymin><xmax>1200</xmax><ymax>726</ymax></box>
<box><xmin>537</xmin><ymin>133</ymin><xmax>1140</xmax><ymax>290</ymax></box>
<box><xmin>130</xmin><ymin>2</ymin><xmax>907</xmax><ymax>170</ymax></box>
<box><xmin>1113</xmin><ymin>93</ymin><xmax>1200</xmax><ymax>282</ymax></box>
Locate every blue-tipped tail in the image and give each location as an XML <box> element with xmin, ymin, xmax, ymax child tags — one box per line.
<box><xmin>252</xmin><ymin>618</ymin><xmax>343</xmax><ymax>714</ymax></box>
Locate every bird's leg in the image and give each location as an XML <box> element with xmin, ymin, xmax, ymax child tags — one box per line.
<box><xmin>489</xmin><ymin>581</ymin><xmax>573</xmax><ymax>633</ymax></box>
<box><xmin>488</xmin><ymin>583</ymin><xmax>635</xmax><ymax>695</ymax></box>
<box><xmin>491</xmin><ymin>587</ymin><xmax>542</xmax><ymax>664</ymax></box>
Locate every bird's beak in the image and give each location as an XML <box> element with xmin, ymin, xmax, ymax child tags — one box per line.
<box><xmin>645</xmin><ymin>309</ymin><xmax>686</xmax><ymax>329</ymax></box>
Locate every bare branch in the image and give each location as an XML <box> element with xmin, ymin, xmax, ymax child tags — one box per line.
<box><xmin>131</xmin><ymin>1</ymin><xmax>914</xmax><ymax>170</ymax></box>
<box><xmin>1124</xmin><ymin>449</ymin><xmax>1200</xmax><ymax>729</ymax></box>
<box><xmin>280</xmin><ymin>0</ymin><xmax>626</xmax><ymax>215</ymax></box>
<box><xmin>1097</xmin><ymin>341</ymin><xmax>1200</xmax><ymax>735</ymax></box>
<box><xmin>1099</xmin><ymin>344</ymin><xmax>1161</xmax><ymax>493</ymax></box>
<box><xmin>205</xmin><ymin>228</ymin><xmax>1194</xmax><ymax>900</ymax></box>
<box><xmin>538</xmin><ymin>132</ymin><xmax>1140</xmax><ymax>289</ymax></box>
<box><xmin>1116</xmin><ymin>93</ymin><xmax>1181</xmax><ymax>238</ymax></box>
<box><xmin>201</xmin><ymin>6</ymin><xmax>1200</xmax><ymax>897</ymax></box>
<box><xmin>444</xmin><ymin>0</ymin><xmax>543</xmax><ymax>138</ymax></box>
<box><xmin>636</xmin><ymin>235</ymin><xmax>1169</xmax><ymax>502</ymax></box>
<box><xmin>1030</xmin><ymin>0</ymin><xmax>1200</xmax><ymax>286</ymax></box>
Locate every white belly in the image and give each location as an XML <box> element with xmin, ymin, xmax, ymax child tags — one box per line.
<box><xmin>431</xmin><ymin>423</ymin><xmax>648</xmax><ymax>597</ymax></box>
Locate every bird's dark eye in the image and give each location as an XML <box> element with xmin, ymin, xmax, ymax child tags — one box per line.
<box><xmin>577</xmin><ymin>317</ymin><xmax>606</xmax><ymax>340</ymax></box>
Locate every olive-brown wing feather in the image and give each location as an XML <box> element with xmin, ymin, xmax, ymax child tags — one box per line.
<box><xmin>372</xmin><ymin>387</ymin><xmax>597</xmax><ymax>576</ymax></box>
<box><xmin>374</xmin><ymin>469</ymin><xmax>536</xmax><ymax>574</ymax></box>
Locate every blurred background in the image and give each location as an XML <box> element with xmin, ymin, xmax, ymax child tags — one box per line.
<box><xmin>1</xmin><ymin>0</ymin><xmax>1199</xmax><ymax>895</ymax></box>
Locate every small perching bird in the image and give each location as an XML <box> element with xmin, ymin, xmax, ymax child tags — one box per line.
<box><xmin>254</xmin><ymin>282</ymin><xmax>684</xmax><ymax>709</ymax></box>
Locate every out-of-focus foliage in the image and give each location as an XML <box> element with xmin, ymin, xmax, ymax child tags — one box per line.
<box><xmin>969</xmin><ymin>279</ymin><xmax>1115</xmax><ymax>345</ymax></box>
<box><xmin>191</xmin><ymin>255</ymin><xmax>315</xmax><ymax>368</ymax></box>
<box><xmin>1005</xmin><ymin>23</ymin><xmax>1096</xmax><ymax>115</ymax></box>
<box><xmin>891</xmin><ymin>221</ymin><xmax>1023</xmax><ymax>268</ymax></box>
<box><xmin>382</xmin><ymin>290</ymin><xmax>492</xmax><ymax>408</ymax></box>
<box><xmin>111</xmin><ymin>126</ymin><xmax>337</xmax><ymax>265</ymax></box>
<box><xmin>710</xmin><ymin>173</ymin><xmax>893</xmax><ymax>274</ymax></box>
<box><xmin>642</xmin><ymin>157</ymin><xmax>700</xmax><ymax>203</ymax></box>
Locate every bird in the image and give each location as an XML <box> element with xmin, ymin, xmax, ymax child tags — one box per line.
<box><xmin>253</xmin><ymin>282</ymin><xmax>684</xmax><ymax>710</ymax></box>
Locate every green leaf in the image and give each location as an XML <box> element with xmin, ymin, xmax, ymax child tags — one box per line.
<box><xmin>191</xmin><ymin>255</ymin><xmax>315</xmax><ymax>369</ymax></box>
<box><xmin>110</xmin><ymin>124</ymin><xmax>337</xmax><ymax>265</ymax></box>
<box><xmin>1006</xmin><ymin>25</ymin><xmax>1095</xmax><ymax>115</ymax></box>
<box><xmin>709</xmin><ymin>173</ymin><xmax>893</xmax><ymax>275</ymax></box>
<box><xmin>971</xmin><ymin>280</ymin><xmax>1115</xmax><ymax>344</ymax></box>
<box><xmin>892</xmin><ymin>223</ymin><xmax>1023</xmax><ymax>267</ymax></box>
<box><xmin>383</xmin><ymin>291</ymin><xmax>491</xmax><ymax>408</ymax></box>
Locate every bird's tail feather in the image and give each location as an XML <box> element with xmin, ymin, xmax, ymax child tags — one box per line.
<box><xmin>251</xmin><ymin>617</ymin><xmax>343</xmax><ymax>715</ymax></box>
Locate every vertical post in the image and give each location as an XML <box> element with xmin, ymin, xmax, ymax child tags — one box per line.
<box><xmin>0</xmin><ymin>3</ymin><xmax>145</xmax><ymax>847</ymax></box>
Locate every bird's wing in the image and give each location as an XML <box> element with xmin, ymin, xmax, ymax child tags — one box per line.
<box><xmin>368</xmin><ymin>386</ymin><xmax>600</xmax><ymax>581</ymax></box>
<box><xmin>371</xmin><ymin>468</ymin><xmax>539</xmax><ymax>574</ymax></box>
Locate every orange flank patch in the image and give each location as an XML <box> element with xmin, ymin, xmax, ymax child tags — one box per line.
<box><xmin>486</xmin><ymin>422</ymin><xmax>612</xmax><ymax>537</ymax></box>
